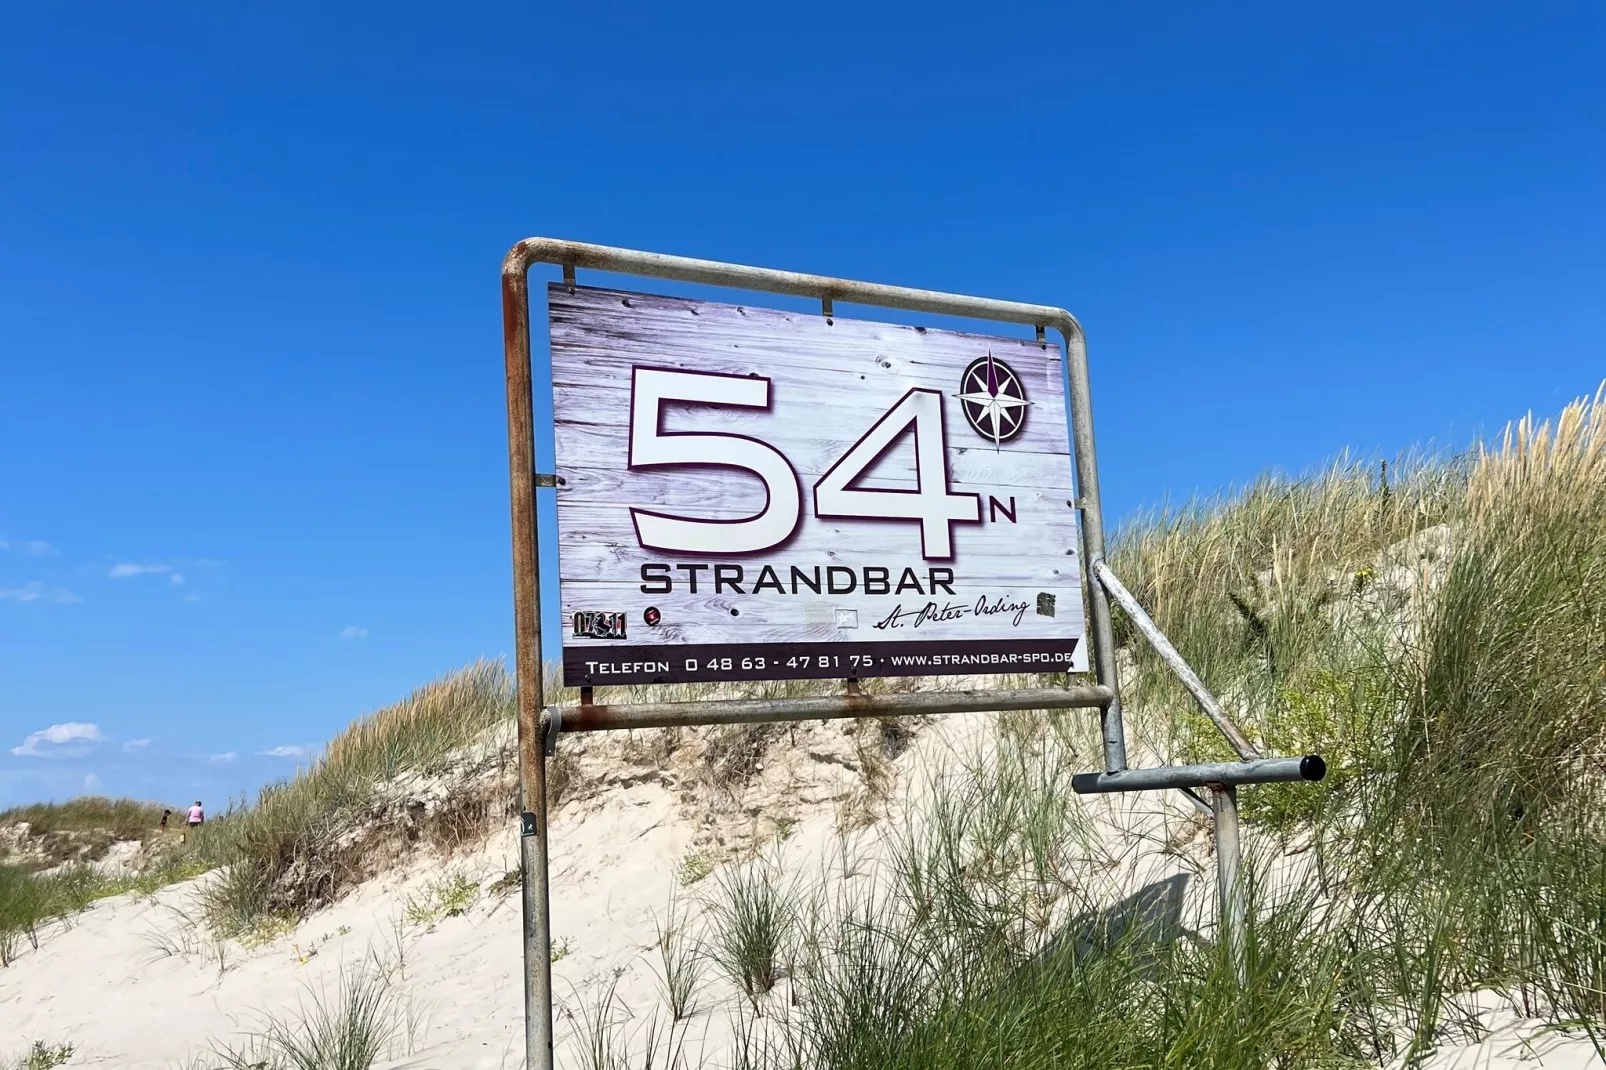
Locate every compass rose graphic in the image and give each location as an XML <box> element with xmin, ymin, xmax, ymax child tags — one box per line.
<box><xmin>955</xmin><ymin>352</ymin><xmax>1031</xmax><ymax>448</ymax></box>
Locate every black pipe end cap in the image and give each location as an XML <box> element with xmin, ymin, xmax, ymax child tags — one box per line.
<box><xmin>1300</xmin><ymin>754</ymin><xmax>1327</xmax><ymax>782</ymax></box>
<box><xmin>1070</xmin><ymin>772</ymin><xmax>1102</xmax><ymax>794</ymax></box>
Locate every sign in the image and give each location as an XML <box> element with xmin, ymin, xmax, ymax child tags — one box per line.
<box><xmin>549</xmin><ymin>285</ymin><xmax>1087</xmax><ymax>686</ymax></box>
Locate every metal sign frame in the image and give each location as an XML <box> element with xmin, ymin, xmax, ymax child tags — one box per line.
<box><xmin>501</xmin><ymin>238</ymin><xmax>1325</xmax><ymax>1070</ymax></box>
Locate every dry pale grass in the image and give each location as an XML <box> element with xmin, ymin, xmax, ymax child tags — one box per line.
<box><xmin>321</xmin><ymin>659</ymin><xmax>514</xmax><ymax>783</ymax></box>
<box><xmin>1467</xmin><ymin>381</ymin><xmax>1606</xmax><ymax>518</ymax></box>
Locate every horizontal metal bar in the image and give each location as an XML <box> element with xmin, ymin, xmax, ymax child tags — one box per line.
<box><xmin>545</xmin><ymin>685</ymin><xmax>1113</xmax><ymax>733</ymax></box>
<box><xmin>503</xmin><ymin>238</ymin><xmax>1084</xmax><ymax>341</ymax></box>
<box><xmin>1093</xmin><ymin>561</ymin><xmax>1261</xmax><ymax>761</ymax></box>
<box><xmin>1072</xmin><ymin>755</ymin><xmax>1326</xmax><ymax>794</ymax></box>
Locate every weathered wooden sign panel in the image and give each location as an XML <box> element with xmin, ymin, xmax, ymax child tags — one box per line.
<box><xmin>549</xmin><ymin>284</ymin><xmax>1087</xmax><ymax>686</ymax></box>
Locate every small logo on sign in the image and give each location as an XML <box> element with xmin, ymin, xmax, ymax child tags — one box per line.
<box><xmin>573</xmin><ymin>611</ymin><xmax>627</xmax><ymax>640</ymax></box>
<box><xmin>643</xmin><ymin>606</ymin><xmax>662</xmax><ymax>627</ymax></box>
<box><xmin>1036</xmin><ymin>592</ymin><xmax>1057</xmax><ymax>618</ymax></box>
<box><xmin>956</xmin><ymin>352</ymin><xmax>1031</xmax><ymax>447</ymax></box>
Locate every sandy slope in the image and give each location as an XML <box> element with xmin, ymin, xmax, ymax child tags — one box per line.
<box><xmin>0</xmin><ymin>710</ymin><xmax>979</xmax><ymax>1068</ymax></box>
<box><xmin>1</xmin><ymin>708</ymin><xmax>1598</xmax><ymax>1069</ymax></box>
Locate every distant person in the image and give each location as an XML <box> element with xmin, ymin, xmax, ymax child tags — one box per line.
<box><xmin>160</xmin><ymin>808</ymin><xmax>171</xmax><ymax>829</ymax></box>
<box><xmin>183</xmin><ymin>800</ymin><xmax>204</xmax><ymax>842</ymax></box>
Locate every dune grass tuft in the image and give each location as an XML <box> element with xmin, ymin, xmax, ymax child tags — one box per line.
<box><xmin>0</xmin><ymin>862</ymin><xmax>131</xmax><ymax>966</ymax></box>
<box><xmin>196</xmin><ymin>660</ymin><xmax>516</xmax><ymax>933</ymax></box>
<box><xmin>0</xmin><ymin>796</ymin><xmax>169</xmax><ymax>840</ymax></box>
<box><xmin>706</xmin><ymin>856</ymin><xmax>793</xmax><ymax>1006</ymax></box>
<box><xmin>196</xmin><ymin>964</ymin><xmax>411</xmax><ymax>1070</ymax></box>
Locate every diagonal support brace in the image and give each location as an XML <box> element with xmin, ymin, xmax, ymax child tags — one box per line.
<box><xmin>1093</xmin><ymin>560</ymin><xmax>1261</xmax><ymax>761</ymax></box>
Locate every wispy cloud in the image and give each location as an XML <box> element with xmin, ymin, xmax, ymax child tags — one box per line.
<box><xmin>0</xmin><ymin>537</ymin><xmax>57</xmax><ymax>556</ymax></box>
<box><xmin>340</xmin><ymin>625</ymin><xmax>370</xmax><ymax>640</ymax></box>
<box><xmin>84</xmin><ymin>773</ymin><xmax>103</xmax><ymax>792</ymax></box>
<box><xmin>0</xmin><ymin>582</ymin><xmax>81</xmax><ymax>605</ymax></box>
<box><xmin>183</xmin><ymin>593</ymin><xmax>202</xmax><ymax>604</ymax></box>
<box><xmin>259</xmin><ymin>745</ymin><xmax>311</xmax><ymax>759</ymax></box>
<box><xmin>109</xmin><ymin>562</ymin><xmax>172</xmax><ymax>579</ymax></box>
<box><xmin>123</xmin><ymin>738</ymin><xmax>152</xmax><ymax>753</ymax></box>
<box><xmin>12</xmin><ymin>722</ymin><xmax>105</xmax><ymax>757</ymax></box>
<box><xmin>170</xmin><ymin>573</ymin><xmax>185</xmax><ymax>586</ymax></box>
<box><xmin>208</xmin><ymin>751</ymin><xmax>238</xmax><ymax>764</ymax></box>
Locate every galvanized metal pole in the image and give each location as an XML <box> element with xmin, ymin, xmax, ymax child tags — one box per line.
<box><xmin>501</xmin><ymin>252</ymin><xmax>555</xmax><ymax>1070</ymax></box>
<box><xmin>1095</xmin><ymin>562</ymin><xmax>1261</xmax><ymax>762</ymax></box>
<box><xmin>1061</xmin><ymin>328</ymin><xmax>1128</xmax><ymax>773</ymax></box>
<box><xmin>1072</xmin><ymin>754</ymin><xmax>1324</xmax><ymax>794</ymax></box>
<box><xmin>1212</xmin><ymin>785</ymin><xmax>1246</xmax><ymax>985</ymax></box>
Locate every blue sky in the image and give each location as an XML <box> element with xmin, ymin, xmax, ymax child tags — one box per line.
<box><xmin>1</xmin><ymin>3</ymin><xmax>1601</xmax><ymax>809</ymax></box>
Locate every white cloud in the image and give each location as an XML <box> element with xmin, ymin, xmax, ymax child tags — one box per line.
<box><xmin>123</xmin><ymin>738</ymin><xmax>152</xmax><ymax>753</ymax></box>
<box><xmin>208</xmin><ymin>751</ymin><xmax>238</xmax><ymax>764</ymax></box>
<box><xmin>170</xmin><ymin>573</ymin><xmax>186</xmax><ymax>586</ymax></box>
<box><xmin>109</xmin><ymin>562</ymin><xmax>172</xmax><ymax>578</ymax></box>
<box><xmin>340</xmin><ymin>626</ymin><xmax>370</xmax><ymax>640</ymax></box>
<box><xmin>183</xmin><ymin>593</ymin><xmax>202</xmax><ymax>604</ymax></box>
<box><xmin>0</xmin><ymin>582</ymin><xmax>81</xmax><ymax>605</ymax></box>
<box><xmin>83</xmin><ymin>773</ymin><xmax>103</xmax><ymax>792</ymax></box>
<box><xmin>259</xmin><ymin>745</ymin><xmax>310</xmax><ymax>759</ymax></box>
<box><xmin>0</xmin><ymin>537</ymin><xmax>56</xmax><ymax>556</ymax></box>
<box><xmin>12</xmin><ymin>722</ymin><xmax>105</xmax><ymax>757</ymax></box>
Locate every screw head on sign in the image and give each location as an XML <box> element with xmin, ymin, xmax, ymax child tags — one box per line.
<box><xmin>644</xmin><ymin>606</ymin><xmax>662</xmax><ymax>627</ymax></box>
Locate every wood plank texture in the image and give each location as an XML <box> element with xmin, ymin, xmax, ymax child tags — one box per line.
<box><xmin>549</xmin><ymin>284</ymin><xmax>1088</xmax><ymax>675</ymax></box>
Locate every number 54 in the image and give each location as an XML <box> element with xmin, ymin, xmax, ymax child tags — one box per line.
<box><xmin>627</xmin><ymin>368</ymin><xmax>980</xmax><ymax>559</ymax></box>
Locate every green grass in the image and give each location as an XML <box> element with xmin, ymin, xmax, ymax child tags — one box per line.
<box><xmin>196</xmin><ymin>659</ymin><xmax>517</xmax><ymax>934</ymax></box>
<box><xmin>197</xmin><ymin>965</ymin><xmax>410</xmax><ymax>1070</ymax></box>
<box><xmin>0</xmin><ymin>796</ymin><xmax>172</xmax><ymax>871</ymax></box>
<box><xmin>703</xmin><ymin>383</ymin><xmax>1606</xmax><ymax>1068</ymax></box>
<box><xmin>402</xmin><ymin>871</ymin><xmax>479</xmax><ymax>929</ymax></box>
<box><xmin>0</xmin><ymin>796</ymin><xmax>169</xmax><ymax>839</ymax></box>
<box><xmin>706</xmin><ymin>855</ymin><xmax>793</xmax><ymax>1005</ymax></box>
<box><xmin>677</xmin><ymin>853</ymin><xmax>716</xmax><ymax>888</ymax></box>
<box><xmin>654</xmin><ymin>896</ymin><xmax>703</xmax><ymax>1022</ymax></box>
<box><xmin>7</xmin><ymin>1041</ymin><xmax>74</xmax><ymax>1070</ymax></box>
<box><xmin>0</xmin><ymin>862</ymin><xmax>131</xmax><ymax>966</ymax></box>
<box><xmin>490</xmin><ymin>866</ymin><xmax>521</xmax><ymax>897</ymax></box>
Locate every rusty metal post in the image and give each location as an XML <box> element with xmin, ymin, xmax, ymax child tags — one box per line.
<box><xmin>552</xmin><ymin>684</ymin><xmax>1114</xmax><ymax>732</ymax></box>
<box><xmin>502</xmin><ymin>252</ymin><xmax>554</xmax><ymax>1070</ymax></box>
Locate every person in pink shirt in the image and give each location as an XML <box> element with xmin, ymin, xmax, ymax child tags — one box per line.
<box><xmin>183</xmin><ymin>800</ymin><xmax>204</xmax><ymax>841</ymax></box>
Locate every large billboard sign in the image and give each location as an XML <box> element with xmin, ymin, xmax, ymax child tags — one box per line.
<box><xmin>549</xmin><ymin>284</ymin><xmax>1087</xmax><ymax>686</ymax></box>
